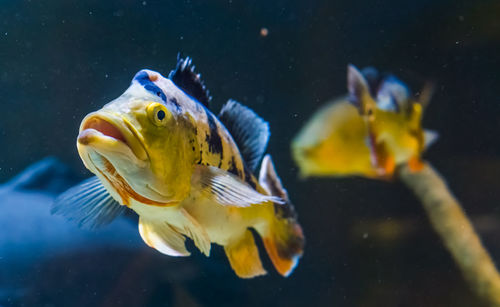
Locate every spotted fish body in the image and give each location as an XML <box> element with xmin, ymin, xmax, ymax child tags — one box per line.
<box><xmin>129</xmin><ymin>69</ymin><xmax>275</xmax><ymax>247</ymax></box>
<box><xmin>53</xmin><ymin>57</ymin><xmax>304</xmax><ymax>278</ymax></box>
<box><xmin>292</xmin><ymin>65</ymin><xmax>438</xmax><ymax>179</ymax></box>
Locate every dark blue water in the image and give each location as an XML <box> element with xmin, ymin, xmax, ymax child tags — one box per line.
<box><xmin>1</xmin><ymin>1</ymin><xmax>499</xmax><ymax>306</ymax></box>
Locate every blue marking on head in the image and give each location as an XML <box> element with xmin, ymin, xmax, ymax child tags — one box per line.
<box><xmin>132</xmin><ymin>70</ymin><xmax>167</xmax><ymax>102</ymax></box>
<box><xmin>376</xmin><ymin>75</ymin><xmax>411</xmax><ymax>112</ymax></box>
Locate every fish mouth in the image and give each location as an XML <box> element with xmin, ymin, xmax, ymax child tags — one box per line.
<box><xmin>77</xmin><ymin>114</ymin><xmax>176</xmax><ymax>206</ymax></box>
<box><xmin>78</xmin><ymin>113</ymin><xmax>148</xmax><ymax>162</ymax></box>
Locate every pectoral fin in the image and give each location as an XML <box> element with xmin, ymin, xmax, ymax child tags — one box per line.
<box><xmin>224</xmin><ymin>230</ymin><xmax>267</xmax><ymax>278</ymax></box>
<box><xmin>51</xmin><ymin>176</ymin><xmax>126</xmax><ymax>229</ymax></box>
<box><xmin>192</xmin><ymin>165</ymin><xmax>283</xmax><ymax>207</ymax></box>
<box><xmin>138</xmin><ymin>217</ymin><xmax>190</xmax><ymax>257</ymax></box>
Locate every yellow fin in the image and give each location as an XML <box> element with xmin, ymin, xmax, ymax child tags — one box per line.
<box><xmin>224</xmin><ymin>230</ymin><xmax>267</xmax><ymax>279</ymax></box>
<box><xmin>138</xmin><ymin>217</ymin><xmax>190</xmax><ymax>257</ymax></box>
<box><xmin>179</xmin><ymin>208</ymin><xmax>211</xmax><ymax>256</ymax></box>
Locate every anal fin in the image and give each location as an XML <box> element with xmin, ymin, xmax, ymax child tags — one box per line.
<box><xmin>138</xmin><ymin>217</ymin><xmax>190</xmax><ymax>257</ymax></box>
<box><xmin>224</xmin><ymin>230</ymin><xmax>267</xmax><ymax>278</ymax></box>
<box><xmin>179</xmin><ymin>208</ymin><xmax>212</xmax><ymax>256</ymax></box>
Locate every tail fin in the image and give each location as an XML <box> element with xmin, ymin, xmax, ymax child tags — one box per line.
<box><xmin>258</xmin><ymin>155</ymin><xmax>305</xmax><ymax>277</ymax></box>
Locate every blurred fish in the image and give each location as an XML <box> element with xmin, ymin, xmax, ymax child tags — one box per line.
<box><xmin>53</xmin><ymin>56</ymin><xmax>304</xmax><ymax>278</ymax></box>
<box><xmin>292</xmin><ymin>65</ymin><xmax>438</xmax><ymax>178</ymax></box>
<box><xmin>0</xmin><ymin>158</ymin><xmax>141</xmax><ymax>305</ymax></box>
<box><xmin>0</xmin><ymin>158</ymin><xmax>141</xmax><ymax>262</ymax></box>
<box><xmin>0</xmin><ymin>158</ymin><xmax>242</xmax><ymax>307</ymax></box>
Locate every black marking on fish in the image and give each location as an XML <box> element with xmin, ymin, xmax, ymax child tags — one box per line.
<box><xmin>205</xmin><ymin>110</ymin><xmax>223</xmax><ymax>156</ymax></box>
<box><xmin>243</xmin><ymin>166</ymin><xmax>256</xmax><ymax>189</ymax></box>
<box><xmin>271</xmin><ymin>194</ymin><xmax>297</xmax><ymax>220</ymax></box>
<box><xmin>197</xmin><ymin>150</ymin><xmax>203</xmax><ymax>164</ymax></box>
<box><xmin>169</xmin><ymin>54</ymin><xmax>212</xmax><ymax>109</ymax></box>
<box><xmin>169</xmin><ymin>96</ymin><xmax>181</xmax><ymax>111</ymax></box>
<box><xmin>133</xmin><ymin>70</ymin><xmax>167</xmax><ymax>103</ymax></box>
<box><xmin>227</xmin><ymin>156</ymin><xmax>241</xmax><ymax>177</ymax></box>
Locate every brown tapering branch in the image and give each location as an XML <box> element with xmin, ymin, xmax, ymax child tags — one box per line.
<box><xmin>399</xmin><ymin>162</ymin><xmax>500</xmax><ymax>306</ymax></box>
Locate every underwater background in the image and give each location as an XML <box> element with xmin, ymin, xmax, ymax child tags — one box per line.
<box><xmin>1</xmin><ymin>0</ymin><xmax>500</xmax><ymax>306</ymax></box>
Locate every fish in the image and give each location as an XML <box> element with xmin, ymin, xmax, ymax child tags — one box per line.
<box><xmin>52</xmin><ymin>55</ymin><xmax>304</xmax><ymax>278</ymax></box>
<box><xmin>292</xmin><ymin>64</ymin><xmax>438</xmax><ymax>179</ymax></box>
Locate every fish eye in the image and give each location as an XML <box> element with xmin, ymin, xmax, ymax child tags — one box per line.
<box><xmin>147</xmin><ymin>102</ymin><xmax>170</xmax><ymax>126</ymax></box>
<box><xmin>157</xmin><ymin>110</ymin><xmax>165</xmax><ymax>120</ymax></box>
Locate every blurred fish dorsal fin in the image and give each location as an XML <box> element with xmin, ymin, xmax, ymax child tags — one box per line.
<box><xmin>51</xmin><ymin>176</ymin><xmax>126</xmax><ymax>229</ymax></box>
<box><xmin>169</xmin><ymin>54</ymin><xmax>212</xmax><ymax>108</ymax></box>
<box><xmin>347</xmin><ymin>64</ymin><xmax>377</xmax><ymax>116</ymax></box>
<box><xmin>424</xmin><ymin>129</ymin><xmax>439</xmax><ymax>150</ymax></box>
<box><xmin>219</xmin><ymin>99</ymin><xmax>270</xmax><ymax>172</ymax></box>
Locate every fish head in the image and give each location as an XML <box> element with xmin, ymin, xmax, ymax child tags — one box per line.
<box><xmin>77</xmin><ymin>70</ymin><xmax>198</xmax><ymax>205</ymax></box>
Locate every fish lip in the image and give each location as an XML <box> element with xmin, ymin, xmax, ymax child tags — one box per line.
<box><xmin>78</xmin><ymin>112</ymin><xmax>148</xmax><ymax>162</ymax></box>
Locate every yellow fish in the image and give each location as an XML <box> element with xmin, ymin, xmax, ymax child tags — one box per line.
<box><xmin>53</xmin><ymin>56</ymin><xmax>304</xmax><ymax>278</ymax></box>
<box><xmin>292</xmin><ymin>65</ymin><xmax>437</xmax><ymax>179</ymax></box>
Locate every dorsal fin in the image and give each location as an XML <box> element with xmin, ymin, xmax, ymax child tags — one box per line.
<box><xmin>168</xmin><ymin>54</ymin><xmax>212</xmax><ymax>108</ymax></box>
<box><xmin>219</xmin><ymin>100</ymin><xmax>270</xmax><ymax>172</ymax></box>
<box><xmin>347</xmin><ymin>64</ymin><xmax>376</xmax><ymax>116</ymax></box>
